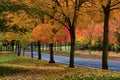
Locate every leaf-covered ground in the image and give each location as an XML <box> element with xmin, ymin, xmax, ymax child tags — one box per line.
<box><xmin>0</xmin><ymin>51</ymin><xmax>120</xmax><ymax>80</ymax></box>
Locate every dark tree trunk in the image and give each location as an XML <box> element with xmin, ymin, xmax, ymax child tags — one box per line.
<box><xmin>31</xmin><ymin>42</ymin><xmax>33</xmax><ymax>58</ymax></box>
<box><xmin>19</xmin><ymin>44</ymin><xmax>22</xmax><ymax>54</ymax></box>
<box><xmin>11</xmin><ymin>40</ymin><xmax>15</xmax><ymax>52</ymax></box>
<box><xmin>11</xmin><ymin>45</ymin><xmax>14</xmax><ymax>52</ymax></box>
<box><xmin>69</xmin><ymin>28</ymin><xmax>75</xmax><ymax>67</ymax></box>
<box><xmin>17</xmin><ymin>41</ymin><xmax>20</xmax><ymax>56</ymax></box>
<box><xmin>102</xmin><ymin>5</ymin><xmax>110</xmax><ymax>70</ymax></box>
<box><xmin>38</xmin><ymin>41</ymin><xmax>41</xmax><ymax>60</ymax></box>
<box><xmin>88</xmin><ymin>41</ymin><xmax>92</xmax><ymax>54</ymax></box>
<box><xmin>49</xmin><ymin>43</ymin><xmax>55</xmax><ymax>63</ymax></box>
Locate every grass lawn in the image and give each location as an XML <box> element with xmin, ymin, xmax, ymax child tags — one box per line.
<box><xmin>0</xmin><ymin>51</ymin><xmax>120</xmax><ymax>80</ymax></box>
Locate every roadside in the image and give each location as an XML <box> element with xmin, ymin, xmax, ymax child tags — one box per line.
<box><xmin>41</xmin><ymin>50</ymin><xmax>120</xmax><ymax>62</ymax></box>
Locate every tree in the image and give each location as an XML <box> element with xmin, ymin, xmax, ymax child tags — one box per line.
<box><xmin>30</xmin><ymin>24</ymin><xmax>43</xmax><ymax>60</ymax></box>
<box><xmin>3</xmin><ymin>0</ymin><xmax>92</xmax><ymax>67</ymax></box>
<box><xmin>31</xmin><ymin>23</ymin><xmax>69</xmax><ymax>62</ymax></box>
<box><xmin>45</xmin><ymin>0</ymin><xmax>90</xmax><ymax>67</ymax></box>
<box><xmin>97</xmin><ymin>0</ymin><xmax>120</xmax><ymax>69</ymax></box>
<box><xmin>31</xmin><ymin>24</ymin><xmax>57</xmax><ymax>63</ymax></box>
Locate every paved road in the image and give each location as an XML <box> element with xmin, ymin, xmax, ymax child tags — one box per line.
<box><xmin>25</xmin><ymin>52</ymin><xmax>120</xmax><ymax>72</ymax></box>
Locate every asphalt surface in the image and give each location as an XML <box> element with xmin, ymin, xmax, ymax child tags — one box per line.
<box><xmin>25</xmin><ymin>51</ymin><xmax>120</xmax><ymax>72</ymax></box>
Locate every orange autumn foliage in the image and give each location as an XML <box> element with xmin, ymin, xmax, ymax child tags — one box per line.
<box><xmin>30</xmin><ymin>24</ymin><xmax>70</xmax><ymax>44</ymax></box>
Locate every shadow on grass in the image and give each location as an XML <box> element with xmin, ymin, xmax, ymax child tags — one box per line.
<box><xmin>0</xmin><ymin>66</ymin><xmax>30</xmax><ymax>77</ymax></box>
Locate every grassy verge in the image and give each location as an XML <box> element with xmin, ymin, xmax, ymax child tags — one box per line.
<box><xmin>0</xmin><ymin>51</ymin><xmax>120</xmax><ymax>80</ymax></box>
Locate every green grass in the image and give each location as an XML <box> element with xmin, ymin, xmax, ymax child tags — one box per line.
<box><xmin>0</xmin><ymin>56</ymin><xmax>20</xmax><ymax>64</ymax></box>
<box><xmin>0</xmin><ymin>51</ymin><xmax>120</xmax><ymax>80</ymax></box>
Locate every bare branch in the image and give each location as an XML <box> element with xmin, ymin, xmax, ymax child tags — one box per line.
<box><xmin>110</xmin><ymin>7</ymin><xmax>120</xmax><ymax>11</ymax></box>
<box><xmin>52</xmin><ymin>0</ymin><xmax>61</xmax><ymax>7</ymax></box>
<box><xmin>111</xmin><ymin>0</ymin><xmax>120</xmax><ymax>7</ymax></box>
<box><xmin>47</xmin><ymin>13</ymin><xmax>70</xmax><ymax>30</ymax></box>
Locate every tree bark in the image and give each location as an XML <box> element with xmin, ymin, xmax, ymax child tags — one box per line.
<box><xmin>17</xmin><ymin>41</ymin><xmax>20</xmax><ymax>56</ymax></box>
<box><xmin>19</xmin><ymin>44</ymin><xmax>22</xmax><ymax>54</ymax></box>
<box><xmin>31</xmin><ymin>42</ymin><xmax>33</xmax><ymax>58</ymax></box>
<box><xmin>49</xmin><ymin>43</ymin><xmax>55</xmax><ymax>63</ymax></box>
<box><xmin>88</xmin><ymin>41</ymin><xmax>92</xmax><ymax>54</ymax></box>
<box><xmin>69</xmin><ymin>28</ymin><xmax>75</xmax><ymax>67</ymax></box>
<box><xmin>11</xmin><ymin>40</ymin><xmax>15</xmax><ymax>52</ymax></box>
<box><xmin>102</xmin><ymin>6</ymin><xmax>110</xmax><ymax>70</ymax></box>
<box><xmin>38</xmin><ymin>41</ymin><xmax>41</xmax><ymax>60</ymax></box>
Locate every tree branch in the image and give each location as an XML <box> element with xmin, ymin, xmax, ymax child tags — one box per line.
<box><xmin>52</xmin><ymin>0</ymin><xmax>61</xmax><ymax>7</ymax></box>
<box><xmin>111</xmin><ymin>0</ymin><xmax>120</xmax><ymax>7</ymax></box>
<box><xmin>110</xmin><ymin>7</ymin><xmax>120</xmax><ymax>11</ymax></box>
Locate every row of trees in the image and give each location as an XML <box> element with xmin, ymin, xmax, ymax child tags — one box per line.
<box><xmin>0</xmin><ymin>0</ymin><xmax>120</xmax><ymax>70</ymax></box>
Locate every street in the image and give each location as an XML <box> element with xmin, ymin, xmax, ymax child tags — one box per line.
<box><xmin>25</xmin><ymin>51</ymin><xmax>120</xmax><ymax>72</ymax></box>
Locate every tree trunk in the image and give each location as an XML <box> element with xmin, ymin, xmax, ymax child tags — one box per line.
<box><xmin>11</xmin><ymin>45</ymin><xmax>14</xmax><ymax>52</ymax></box>
<box><xmin>17</xmin><ymin>41</ymin><xmax>20</xmax><ymax>56</ymax></box>
<box><xmin>49</xmin><ymin>43</ymin><xmax>55</xmax><ymax>63</ymax></box>
<box><xmin>102</xmin><ymin>7</ymin><xmax>110</xmax><ymax>70</ymax></box>
<box><xmin>88</xmin><ymin>41</ymin><xmax>92</xmax><ymax>54</ymax></box>
<box><xmin>69</xmin><ymin>28</ymin><xmax>75</xmax><ymax>67</ymax></box>
<box><xmin>38</xmin><ymin>41</ymin><xmax>41</xmax><ymax>60</ymax></box>
<box><xmin>11</xmin><ymin>40</ymin><xmax>15</xmax><ymax>52</ymax></box>
<box><xmin>31</xmin><ymin>42</ymin><xmax>33</xmax><ymax>58</ymax></box>
<box><xmin>88</xmin><ymin>45</ymin><xmax>91</xmax><ymax>54</ymax></box>
<box><xmin>19</xmin><ymin>44</ymin><xmax>21</xmax><ymax>54</ymax></box>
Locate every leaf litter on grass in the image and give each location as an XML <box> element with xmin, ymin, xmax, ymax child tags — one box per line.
<box><xmin>0</xmin><ymin>52</ymin><xmax>120</xmax><ymax>80</ymax></box>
